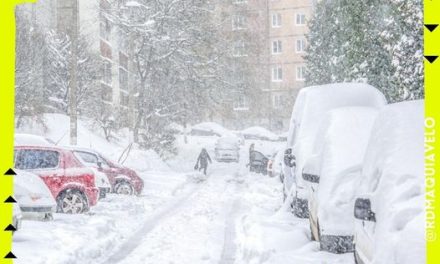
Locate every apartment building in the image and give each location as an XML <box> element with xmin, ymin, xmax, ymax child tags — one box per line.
<box><xmin>217</xmin><ymin>0</ymin><xmax>314</xmax><ymax>131</ymax></box>
<box><xmin>22</xmin><ymin>0</ymin><xmax>131</xmax><ymax>110</ymax></box>
<box><xmin>267</xmin><ymin>0</ymin><xmax>314</xmax><ymax>131</ymax></box>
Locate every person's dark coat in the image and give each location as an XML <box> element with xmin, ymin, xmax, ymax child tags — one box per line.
<box><xmin>195</xmin><ymin>148</ymin><xmax>212</xmax><ymax>175</ymax></box>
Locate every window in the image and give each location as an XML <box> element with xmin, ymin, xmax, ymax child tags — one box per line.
<box><xmin>233</xmin><ymin>0</ymin><xmax>247</xmax><ymax>4</ymax></box>
<box><xmin>296</xmin><ymin>65</ymin><xmax>306</xmax><ymax>81</ymax></box>
<box><xmin>102</xmin><ymin>60</ymin><xmax>112</xmax><ymax>85</ymax></box>
<box><xmin>296</xmin><ymin>38</ymin><xmax>306</xmax><ymax>53</ymax></box>
<box><xmin>272</xmin><ymin>13</ymin><xmax>281</xmax><ymax>28</ymax></box>
<box><xmin>74</xmin><ymin>151</ymin><xmax>99</xmax><ymax>167</ymax></box>
<box><xmin>15</xmin><ymin>149</ymin><xmax>60</xmax><ymax>170</ymax></box>
<box><xmin>296</xmin><ymin>13</ymin><xmax>306</xmax><ymax>25</ymax></box>
<box><xmin>232</xmin><ymin>15</ymin><xmax>247</xmax><ymax>30</ymax></box>
<box><xmin>272</xmin><ymin>40</ymin><xmax>282</xmax><ymax>54</ymax></box>
<box><xmin>273</xmin><ymin>94</ymin><xmax>283</xmax><ymax>108</ymax></box>
<box><xmin>272</xmin><ymin>66</ymin><xmax>283</xmax><ymax>82</ymax></box>
<box><xmin>233</xmin><ymin>95</ymin><xmax>249</xmax><ymax>111</ymax></box>
<box><xmin>233</xmin><ymin>41</ymin><xmax>246</xmax><ymax>57</ymax></box>
<box><xmin>100</xmin><ymin>17</ymin><xmax>112</xmax><ymax>41</ymax></box>
<box><xmin>120</xmin><ymin>91</ymin><xmax>129</xmax><ymax>107</ymax></box>
<box><xmin>119</xmin><ymin>68</ymin><xmax>128</xmax><ymax>91</ymax></box>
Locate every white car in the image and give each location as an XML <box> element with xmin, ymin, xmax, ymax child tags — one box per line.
<box><xmin>283</xmin><ymin>83</ymin><xmax>387</xmax><ymax>217</ymax></box>
<box><xmin>14</xmin><ymin>170</ymin><xmax>56</xmax><ymax>221</ymax></box>
<box><xmin>13</xmin><ymin>203</ymin><xmax>23</xmax><ymax>233</ymax></box>
<box><xmin>302</xmin><ymin>107</ymin><xmax>378</xmax><ymax>253</ymax></box>
<box><xmin>214</xmin><ymin>136</ymin><xmax>240</xmax><ymax>162</ymax></box>
<box><xmin>353</xmin><ymin>100</ymin><xmax>424</xmax><ymax>264</ymax></box>
<box><xmin>69</xmin><ymin>147</ymin><xmax>112</xmax><ymax>199</ymax></box>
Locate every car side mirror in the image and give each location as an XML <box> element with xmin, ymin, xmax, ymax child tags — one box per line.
<box><xmin>302</xmin><ymin>172</ymin><xmax>320</xmax><ymax>183</ymax></box>
<box><xmin>97</xmin><ymin>161</ymin><xmax>103</xmax><ymax>169</ymax></box>
<box><xmin>354</xmin><ymin>198</ymin><xmax>376</xmax><ymax>222</ymax></box>
<box><xmin>284</xmin><ymin>148</ymin><xmax>296</xmax><ymax>168</ymax></box>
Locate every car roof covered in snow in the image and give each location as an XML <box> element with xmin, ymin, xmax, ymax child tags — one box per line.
<box><xmin>291</xmin><ymin>83</ymin><xmax>387</xmax><ymax>145</ymax></box>
<box><xmin>14</xmin><ymin>133</ymin><xmax>54</xmax><ymax>147</ymax></box>
<box><xmin>241</xmin><ymin>126</ymin><xmax>278</xmax><ymax>141</ymax></box>
<box><xmin>191</xmin><ymin>122</ymin><xmax>231</xmax><ymax>136</ymax></box>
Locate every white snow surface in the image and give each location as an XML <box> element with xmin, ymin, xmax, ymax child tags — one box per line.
<box><xmin>13</xmin><ymin>116</ymin><xmax>355</xmax><ymax>264</ymax></box>
<box><xmin>191</xmin><ymin>122</ymin><xmax>232</xmax><ymax>137</ymax></box>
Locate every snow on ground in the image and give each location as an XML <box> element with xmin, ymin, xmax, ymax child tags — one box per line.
<box><xmin>13</xmin><ymin>115</ymin><xmax>353</xmax><ymax>264</ymax></box>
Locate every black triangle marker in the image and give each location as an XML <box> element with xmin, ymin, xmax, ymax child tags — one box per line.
<box><xmin>4</xmin><ymin>252</ymin><xmax>16</xmax><ymax>259</ymax></box>
<box><xmin>425</xmin><ymin>24</ymin><xmax>439</xmax><ymax>32</ymax></box>
<box><xmin>4</xmin><ymin>168</ymin><xmax>16</xmax><ymax>176</ymax></box>
<box><xmin>4</xmin><ymin>224</ymin><xmax>17</xmax><ymax>232</ymax></box>
<box><xmin>425</xmin><ymin>56</ymin><xmax>438</xmax><ymax>63</ymax></box>
<box><xmin>4</xmin><ymin>196</ymin><xmax>17</xmax><ymax>203</ymax></box>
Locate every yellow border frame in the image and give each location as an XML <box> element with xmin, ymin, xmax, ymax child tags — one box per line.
<box><xmin>425</xmin><ymin>0</ymin><xmax>440</xmax><ymax>263</ymax></box>
<box><xmin>0</xmin><ymin>1</ymin><xmax>35</xmax><ymax>263</ymax></box>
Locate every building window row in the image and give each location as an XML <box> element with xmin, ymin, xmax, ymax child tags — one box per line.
<box><xmin>271</xmin><ymin>12</ymin><xmax>307</xmax><ymax>28</ymax></box>
<box><xmin>271</xmin><ymin>39</ymin><xmax>306</xmax><ymax>54</ymax></box>
<box><xmin>271</xmin><ymin>65</ymin><xmax>306</xmax><ymax>82</ymax></box>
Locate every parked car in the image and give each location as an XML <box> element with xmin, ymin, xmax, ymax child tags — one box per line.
<box><xmin>14</xmin><ymin>169</ymin><xmax>56</xmax><ymax>221</ymax></box>
<box><xmin>267</xmin><ymin>149</ymin><xmax>284</xmax><ymax>180</ymax></box>
<box><xmin>241</xmin><ymin>126</ymin><xmax>278</xmax><ymax>141</ymax></box>
<box><xmin>67</xmin><ymin>147</ymin><xmax>113</xmax><ymax>199</ymax></box>
<box><xmin>13</xmin><ymin>203</ymin><xmax>23</xmax><ymax>233</ymax></box>
<box><xmin>190</xmin><ymin>122</ymin><xmax>230</xmax><ymax>137</ymax></box>
<box><xmin>302</xmin><ymin>107</ymin><xmax>378</xmax><ymax>253</ymax></box>
<box><xmin>284</xmin><ymin>83</ymin><xmax>387</xmax><ymax>218</ymax></box>
<box><xmin>65</xmin><ymin>147</ymin><xmax>143</xmax><ymax>195</ymax></box>
<box><xmin>14</xmin><ymin>146</ymin><xmax>99</xmax><ymax>214</ymax></box>
<box><xmin>214</xmin><ymin>136</ymin><xmax>240</xmax><ymax>162</ymax></box>
<box><xmin>353</xmin><ymin>100</ymin><xmax>424</xmax><ymax>264</ymax></box>
<box><xmin>249</xmin><ymin>151</ymin><xmax>269</xmax><ymax>175</ymax></box>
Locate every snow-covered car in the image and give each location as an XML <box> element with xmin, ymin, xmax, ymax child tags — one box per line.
<box><xmin>14</xmin><ymin>145</ymin><xmax>99</xmax><ymax>214</ymax></box>
<box><xmin>65</xmin><ymin>146</ymin><xmax>143</xmax><ymax>195</ymax></box>
<box><xmin>241</xmin><ymin>126</ymin><xmax>278</xmax><ymax>141</ymax></box>
<box><xmin>14</xmin><ymin>170</ymin><xmax>56</xmax><ymax>221</ymax></box>
<box><xmin>214</xmin><ymin>136</ymin><xmax>240</xmax><ymax>162</ymax></box>
<box><xmin>249</xmin><ymin>151</ymin><xmax>269</xmax><ymax>175</ymax></box>
<box><xmin>13</xmin><ymin>203</ymin><xmax>23</xmax><ymax>233</ymax></box>
<box><xmin>15</xmin><ymin>133</ymin><xmax>54</xmax><ymax>147</ymax></box>
<box><xmin>302</xmin><ymin>107</ymin><xmax>378</xmax><ymax>253</ymax></box>
<box><xmin>353</xmin><ymin>100</ymin><xmax>424</xmax><ymax>264</ymax></box>
<box><xmin>190</xmin><ymin>122</ymin><xmax>230</xmax><ymax>137</ymax></box>
<box><xmin>69</xmin><ymin>148</ymin><xmax>112</xmax><ymax>199</ymax></box>
<box><xmin>284</xmin><ymin>83</ymin><xmax>387</xmax><ymax>218</ymax></box>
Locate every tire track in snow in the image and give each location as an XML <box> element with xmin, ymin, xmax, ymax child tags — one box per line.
<box><xmin>219</xmin><ymin>199</ymin><xmax>241</xmax><ymax>264</ymax></box>
<box><xmin>102</xmin><ymin>182</ymin><xmax>203</xmax><ymax>264</ymax></box>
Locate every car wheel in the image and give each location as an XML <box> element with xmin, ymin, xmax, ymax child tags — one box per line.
<box><xmin>57</xmin><ymin>189</ymin><xmax>88</xmax><ymax>214</ymax></box>
<box><xmin>115</xmin><ymin>181</ymin><xmax>134</xmax><ymax>195</ymax></box>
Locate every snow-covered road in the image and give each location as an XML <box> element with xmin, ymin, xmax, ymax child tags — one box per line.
<box><xmin>13</xmin><ymin>136</ymin><xmax>353</xmax><ymax>264</ymax></box>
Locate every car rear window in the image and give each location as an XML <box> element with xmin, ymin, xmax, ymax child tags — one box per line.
<box><xmin>15</xmin><ymin>149</ymin><xmax>60</xmax><ymax>170</ymax></box>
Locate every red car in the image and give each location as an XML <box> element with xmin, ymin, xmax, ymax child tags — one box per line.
<box><xmin>14</xmin><ymin>146</ymin><xmax>99</xmax><ymax>214</ymax></box>
<box><xmin>66</xmin><ymin>147</ymin><xmax>144</xmax><ymax>195</ymax></box>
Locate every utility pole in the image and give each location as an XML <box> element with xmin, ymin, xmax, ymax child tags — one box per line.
<box><xmin>69</xmin><ymin>0</ymin><xmax>79</xmax><ymax>145</ymax></box>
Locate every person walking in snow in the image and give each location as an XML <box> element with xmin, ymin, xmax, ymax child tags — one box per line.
<box><xmin>195</xmin><ymin>148</ymin><xmax>212</xmax><ymax>175</ymax></box>
<box><xmin>248</xmin><ymin>143</ymin><xmax>255</xmax><ymax>171</ymax></box>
